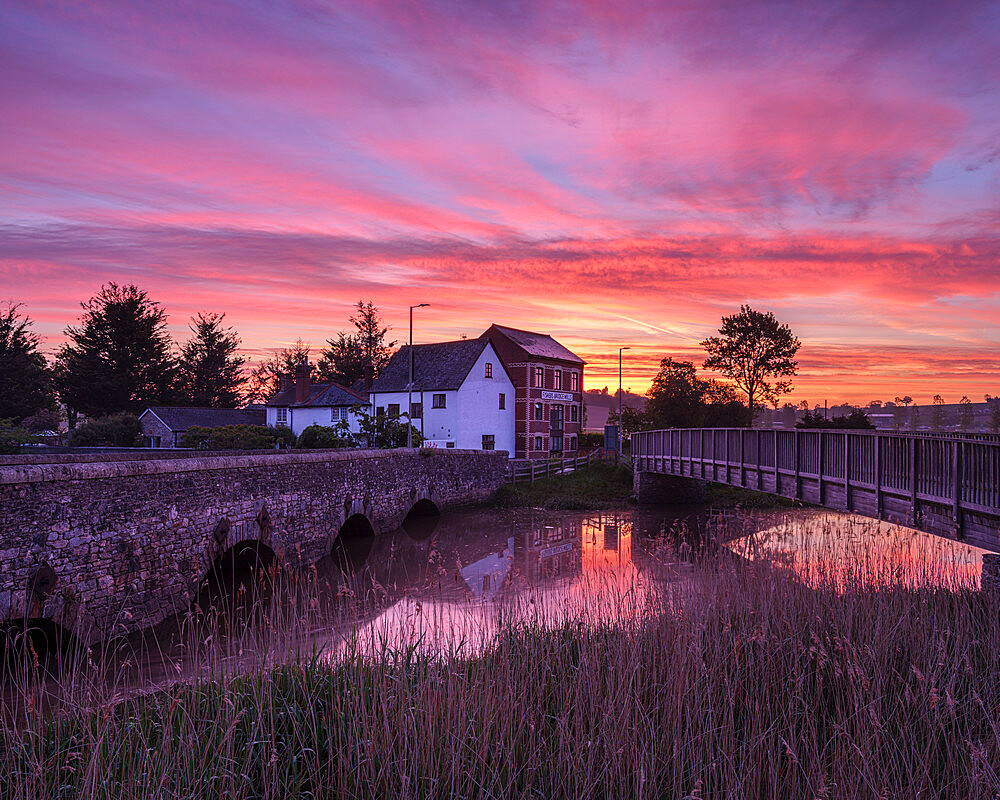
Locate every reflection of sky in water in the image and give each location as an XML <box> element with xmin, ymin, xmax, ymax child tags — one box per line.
<box><xmin>324</xmin><ymin>509</ymin><xmax>694</xmax><ymax>659</ymax></box>
<box><xmin>727</xmin><ymin>511</ymin><xmax>989</xmax><ymax>591</ymax></box>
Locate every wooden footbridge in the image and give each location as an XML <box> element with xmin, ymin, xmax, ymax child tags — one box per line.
<box><xmin>631</xmin><ymin>429</ymin><xmax>1000</xmax><ymax>552</ymax></box>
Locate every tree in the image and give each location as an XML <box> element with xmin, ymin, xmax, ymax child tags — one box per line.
<box><xmin>55</xmin><ymin>284</ymin><xmax>178</xmax><ymax>421</ymax></box>
<box><xmin>315</xmin><ymin>332</ymin><xmax>366</xmax><ymax>386</ymax></box>
<box><xmin>986</xmin><ymin>396</ymin><xmax>1000</xmax><ymax>434</ymax></box>
<box><xmin>701</xmin><ymin>305</ymin><xmax>800</xmax><ymax>416</ymax></box>
<box><xmin>642</xmin><ymin>357</ymin><xmax>749</xmax><ymax>428</ymax></box>
<box><xmin>245</xmin><ymin>339</ymin><xmax>312</xmax><ymax>403</ymax></box>
<box><xmin>316</xmin><ymin>301</ymin><xmax>396</xmax><ymax>386</ymax></box>
<box><xmin>930</xmin><ymin>395</ymin><xmax>946</xmax><ymax>430</ymax></box>
<box><xmin>177</xmin><ymin>313</ymin><xmax>246</xmax><ymax>408</ymax></box>
<box><xmin>959</xmin><ymin>396</ymin><xmax>974</xmax><ymax>431</ymax></box>
<box><xmin>69</xmin><ymin>412</ymin><xmax>142</xmax><ymax>446</ymax></box>
<box><xmin>797</xmin><ymin>409</ymin><xmax>874</xmax><ymax>429</ymax></box>
<box><xmin>0</xmin><ymin>303</ymin><xmax>55</xmax><ymax>422</ymax></box>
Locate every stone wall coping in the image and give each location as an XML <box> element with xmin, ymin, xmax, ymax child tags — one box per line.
<box><xmin>0</xmin><ymin>448</ymin><xmax>508</xmax><ymax>486</ymax></box>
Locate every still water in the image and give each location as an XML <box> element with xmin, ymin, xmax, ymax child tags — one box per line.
<box><xmin>2</xmin><ymin>504</ymin><xmax>989</xmax><ymax>715</ymax></box>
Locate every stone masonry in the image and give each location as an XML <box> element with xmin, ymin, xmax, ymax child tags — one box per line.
<box><xmin>0</xmin><ymin>448</ymin><xmax>507</xmax><ymax>644</ymax></box>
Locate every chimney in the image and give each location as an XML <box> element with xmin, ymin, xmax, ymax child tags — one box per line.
<box><xmin>278</xmin><ymin>375</ymin><xmax>292</xmax><ymax>393</ymax></box>
<box><xmin>294</xmin><ymin>360</ymin><xmax>310</xmax><ymax>404</ymax></box>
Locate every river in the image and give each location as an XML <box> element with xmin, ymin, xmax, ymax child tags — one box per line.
<box><xmin>1</xmin><ymin>504</ymin><xmax>989</xmax><ymax>720</ymax></box>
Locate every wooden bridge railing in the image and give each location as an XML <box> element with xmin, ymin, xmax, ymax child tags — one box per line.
<box><xmin>631</xmin><ymin>428</ymin><xmax>1000</xmax><ymax>549</ymax></box>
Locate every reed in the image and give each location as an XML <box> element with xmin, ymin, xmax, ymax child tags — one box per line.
<box><xmin>2</xmin><ymin>517</ymin><xmax>999</xmax><ymax>799</ymax></box>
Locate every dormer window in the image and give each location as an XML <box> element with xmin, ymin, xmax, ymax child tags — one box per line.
<box><xmin>485</xmin><ymin>362</ymin><xmax>493</xmax><ymax>378</ymax></box>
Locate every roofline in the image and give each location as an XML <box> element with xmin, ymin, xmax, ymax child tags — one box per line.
<box><xmin>371</xmin><ymin>339</ymin><xmax>516</xmax><ymax>393</ymax></box>
<box><xmin>481</xmin><ymin>323</ymin><xmax>586</xmax><ymax>364</ymax></box>
<box><xmin>265</xmin><ymin>380</ymin><xmax>370</xmax><ymax>408</ymax></box>
<box><xmin>138</xmin><ymin>408</ymin><xmax>173</xmax><ymax>430</ymax></box>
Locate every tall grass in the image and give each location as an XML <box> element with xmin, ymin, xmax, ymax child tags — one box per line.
<box><xmin>3</xmin><ymin>517</ymin><xmax>1000</xmax><ymax>799</ymax></box>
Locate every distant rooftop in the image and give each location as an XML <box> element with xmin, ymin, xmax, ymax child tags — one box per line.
<box><xmin>265</xmin><ymin>381</ymin><xmax>368</xmax><ymax>408</ymax></box>
<box><xmin>482</xmin><ymin>324</ymin><xmax>584</xmax><ymax>364</ymax></box>
<box><xmin>140</xmin><ymin>407</ymin><xmax>265</xmax><ymax>431</ymax></box>
<box><xmin>371</xmin><ymin>339</ymin><xmax>493</xmax><ymax>392</ymax></box>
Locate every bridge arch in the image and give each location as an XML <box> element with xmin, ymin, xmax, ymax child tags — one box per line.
<box><xmin>1</xmin><ymin>617</ymin><xmax>81</xmax><ymax>674</ymax></box>
<box><xmin>402</xmin><ymin>498</ymin><xmax>441</xmax><ymax>540</ymax></box>
<box><xmin>195</xmin><ymin>540</ymin><xmax>278</xmax><ymax>617</ymax></box>
<box><xmin>331</xmin><ymin>513</ymin><xmax>376</xmax><ymax>573</ymax></box>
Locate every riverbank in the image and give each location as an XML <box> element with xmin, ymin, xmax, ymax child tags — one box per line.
<box><xmin>494</xmin><ymin>461</ymin><xmax>800</xmax><ymax>510</ymax></box>
<box><xmin>4</xmin><ymin>555</ymin><xmax>997</xmax><ymax>799</ymax></box>
<box><xmin>494</xmin><ymin>461</ymin><xmax>634</xmax><ymax>508</ymax></box>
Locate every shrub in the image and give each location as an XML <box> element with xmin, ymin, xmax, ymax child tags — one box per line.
<box><xmin>578</xmin><ymin>432</ymin><xmax>604</xmax><ymax>450</ymax></box>
<box><xmin>70</xmin><ymin>412</ymin><xmax>142</xmax><ymax>447</ymax></box>
<box><xmin>20</xmin><ymin>408</ymin><xmax>62</xmax><ymax>434</ymax></box>
<box><xmin>295</xmin><ymin>424</ymin><xmax>355</xmax><ymax>449</ymax></box>
<box><xmin>179</xmin><ymin>424</ymin><xmax>296</xmax><ymax>450</ymax></box>
<box><xmin>0</xmin><ymin>418</ymin><xmax>31</xmax><ymax>454</ymax></box>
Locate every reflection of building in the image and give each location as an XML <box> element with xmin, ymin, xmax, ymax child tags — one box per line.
<box><xmin>460</xmin><ymin>537</ymin><xmax>514</xmax><ymax>601</ymax></box>
<box><xmin>514</xmin><ymin>517</ymin><xmax>584</xmax><ymax>583</ymax></box>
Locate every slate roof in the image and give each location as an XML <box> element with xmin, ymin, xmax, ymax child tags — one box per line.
<box><xmin>482</xmin><ymin>324</ymin><xmax>584</xmax><ymax>364</ymax></box>
<box><xmin>140</xmin><ymin>407</ymin><xmax>265</xmax><ymax>432</ymax></box>
<box><xmin>371</xmin><ymin>339</ymin><xmax>492</xmax><ymax>392</ymax></box>
<box><xmin>265</xmin><ymin>381</ymin><xmax>369</xmax><ymax>408</ymax></box>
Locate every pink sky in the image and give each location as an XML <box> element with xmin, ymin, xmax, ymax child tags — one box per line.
<box><xmin>1</xmin><ymin>0</ymin><xmax>998</xmax><ymax>403</ymax></box>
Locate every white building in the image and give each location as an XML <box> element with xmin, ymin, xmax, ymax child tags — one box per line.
<box><xmin>369</xmin><ymin>339</ymin><xmax>515</xmax><ymax>454</ymax></box>
<box><xmin>264</xmin><ymin>362</ymin><xmax>369</xmax><ymax>438</ymax></box>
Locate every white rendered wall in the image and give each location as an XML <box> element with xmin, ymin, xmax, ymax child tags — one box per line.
<box><xmin>266</xmin><ymin>405</ymin><xmax>365</xmax><ymax>437</ymax></box>
<box><xmin>369</xmin><ymin>344</ymin><xmax>515</xmax><ymax>455</ymax></box>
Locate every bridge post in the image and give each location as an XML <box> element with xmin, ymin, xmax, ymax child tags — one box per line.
<box><xmin>794</xmin><ymin>430</ymin><xmax>801</xmax><ymax>500</ymax></box>
<box><xmin>952</xmin><ymin>440</ymin><xmax>963</xmax><ymax>537</ymax></box>
<box><xmin>818</xmin><ymin>431</ymin><xmax>825</xmax><ymax>505</ymax></box>
<box><xmin>874</xmin><ymin>434</ymin><xmax>882</xmax><ymax>519</ymax></box>
<box><xmin>910</xmin><ymin>436</ymin><xmax>919</xmax><ymax>527</ymax></box>
<box><xmin>843</xmin><ymin>432</ymin><xmax>851</xmax><ymax>511</ymax></box>
<box><xmin>773</xmin><ymin>430</ymin><xmax>780</xmax><ymax>494</ymax></box>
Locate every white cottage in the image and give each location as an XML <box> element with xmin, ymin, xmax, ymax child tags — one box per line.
<box><xmin>264</xmin><ymin>362</ymin><xmax>369</xmax><ymax>437</ymax></box>
<box><xmin>369</xmin><ymin>339</ymin><xmax>515</xmax><ymax>454</ymax></box>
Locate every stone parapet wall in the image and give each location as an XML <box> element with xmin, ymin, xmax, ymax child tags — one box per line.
<box><xmin>0</xmin><ymin>449</ymin><xmax>506</xmax><ymax>644</ymax></box>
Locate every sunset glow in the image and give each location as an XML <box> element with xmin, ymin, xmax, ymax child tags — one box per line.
<box><xmin>2</xmin><ymin>1</ymin><xmax>998</xmax><ymax>403</ymax></box>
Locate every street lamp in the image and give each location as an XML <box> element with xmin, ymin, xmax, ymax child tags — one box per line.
<box><xmin>408</xmin><ymin>303</ymin><xmax>429</xmax><ymax>448</ymax></box>
<box><xmin>618</xmin><ymin>346</ymin><xmax>630</xmax><ymax>455</ymax></box>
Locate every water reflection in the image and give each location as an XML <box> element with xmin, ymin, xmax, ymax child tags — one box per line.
<box><xmin>5</xmin><ymin>504</ymin><xmax>988</xmax><ymax>719</ymax></box>
<box><xmin>726</xmin><ymin>511</ymin><xmax>989</xmax><ymax>590</ymax></box>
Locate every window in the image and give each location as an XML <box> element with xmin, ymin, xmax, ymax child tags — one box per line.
<box><xmin>276</xmin><ymin>407</ymin><xmax>288</xmax><ymax>426</ymax></box>
<box><xmin>446</xmin><ymin>441</ymin><xmax>456</xmax><ymax>448</ymax></box>
<box><xmin>482</xmin><ymin>434</ymin><xmax>495</xmax><ymax>450</ymax></box>
<box><xmin>534</xmin><ymin>402</ymin><xmax>544</xmax><ymax>421</ymax></box>
<box><xmin>570</xmin><ymin>372</ymin><xmax>579</xmax><ymax>392</ymax></box>
<box><xmin>387</xmin><ymin>404</ymin><xmax>400</xmax><ymax>417</ymax></box>
<box><xmin>330</xmin><ymin>407</ymin><xmax>348</xmax><ymax>421</ymax></box>
<box><xmin>554</xmin><ymin>370</ymin><xmax>562</xmax><ymax>390</ymax></box>
<box><xmin>432</xmin><ymin>393</ymin><xmax>446</xmax><ymax>408</ymax></box>
<box><xmin>485</xmin><ymin>362</ymin><xmax>493</xmax><ymax>378</ymax></box>
<box><xmin>410</xmin><ymin>402</ymin><xmax>422</xmax><ymax>420</ymax></box>
<box><xmin>550</xmin><ymin>435</ymin><xmax>563</xmax><ymax>453</ymax></box>
<box><xmin>534</xmin><ymin>435</ymin><xmax>543</xmax><ymax>451</ymax></box>
<box><xmin>376</xmin><ymin>406</ymin><xmax>385</xmax><ymax>417</ymax></box>
<box><xmin>498</xmin><ymin>393</ymin><xmax>505</xmax><ymax>410</ymax></box>
<box><xmin>569</xmin><ymin>436</ymin><xmax>577</xmax><ymax>451</ymax></box>
<box><xmin>533</xmin><ymin>366</ymin><xmax>544</xmax><ymax>387</ymax></box>
<box><xmin>570</xmin><ymin>405</ymin><xmax>578</xmax><ymax>422</ymax></box>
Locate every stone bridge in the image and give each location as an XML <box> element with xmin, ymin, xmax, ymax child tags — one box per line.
<box><xmin>0</xmin><ymin>448</ymin><xmax>507</xmax><ymax>644</ymax></box>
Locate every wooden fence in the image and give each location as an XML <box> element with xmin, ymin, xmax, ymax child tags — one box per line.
<box><xmin>631</xmin><ymin>428</ymin><xmax>1000</xmax><ymax>551</ymax></box>
<box><xmin>507</xmin><ymin>448</ymin><xmax>631</xmax><ymax>483</ymax></box>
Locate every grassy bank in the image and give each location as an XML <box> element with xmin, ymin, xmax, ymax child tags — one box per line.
<box><xmin>4</xmin><ymin>554</ymin><xmax>1000</xmax><ymax>799</ymax></box>
<box><xmin>494</xmin><ymin>461</ymin><xmax>798</xmax><ymax>511</ymax></box>
<box><xmin>493</xmin><ymin>460</ymin><xmax>634</xmax><ymax>509</ymax></box>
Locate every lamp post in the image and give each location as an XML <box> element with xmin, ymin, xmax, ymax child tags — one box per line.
<box><xmin>408</xmin><ymin>303</ymin><xmax>429</xmax><ymax>448</ymax></box>
<box><xmin>618</xmin><ymin>346</ymin><xmax>630</xmax><ymax>455</ymax></box>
